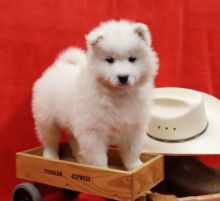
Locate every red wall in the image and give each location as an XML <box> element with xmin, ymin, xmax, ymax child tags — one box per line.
<box><xmin>1</xmin><ymin>0</ymin><xmax>220</xmax><ymax>200</ymax></box>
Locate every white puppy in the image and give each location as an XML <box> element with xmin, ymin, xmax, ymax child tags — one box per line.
<box><xmin>32</xmin><ymin>20</ymin><xmax>158</xmax><ymax>170</ymax></box>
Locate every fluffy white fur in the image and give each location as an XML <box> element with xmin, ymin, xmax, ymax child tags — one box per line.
<box><xmin>32</xmin><ymin>20</ymin><xmax>158</xmax><ymax>170</ymax></box>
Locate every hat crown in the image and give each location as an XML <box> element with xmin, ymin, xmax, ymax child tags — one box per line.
<box><xmin>148</xmin><ymin>88</ymin><xmax>208</xmax><ymax>142</ymax></box>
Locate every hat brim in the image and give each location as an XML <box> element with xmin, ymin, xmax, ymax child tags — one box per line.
<box><xmin>143</xmin><ymin>88</ymin><xmax>220</xmax><ymax>155</ymax></box>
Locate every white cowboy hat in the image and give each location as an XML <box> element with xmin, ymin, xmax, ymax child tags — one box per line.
<box><xmin>143</xmin><ymin>87</ymin><xmax>220</xmax><ymax>155</ymax></box>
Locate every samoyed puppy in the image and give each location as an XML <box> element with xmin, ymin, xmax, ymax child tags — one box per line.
<box><xmin>32</xmin><ymin>20</ymin><xmax>158</xmax><ymax>170</ymax></box>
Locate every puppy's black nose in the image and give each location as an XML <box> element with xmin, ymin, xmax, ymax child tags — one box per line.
<box><xmin>118</xmin><ymin>75</ymin><xmax>128</xmax><ymax>84</ymax></box>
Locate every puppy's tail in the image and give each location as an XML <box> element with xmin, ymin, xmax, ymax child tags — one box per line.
<box><xmin>56</xmin><ymin>47</ymin><xmax>87</xmax><ymax>66</ymax></box>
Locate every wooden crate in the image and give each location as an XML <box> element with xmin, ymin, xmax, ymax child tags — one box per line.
<box><xmin>178</xmin><ymin>193</ymin><xmax>220</xmax><ymax>201</ymax></box>
<box><xmin>146</xmin><ymin>193</ymin><xmax>220</xmax><ymax>201</ymax></box>
<box><xmin>16</xmin><ymin>144</ymin><xmax>164</xmax><ymax>201</ymax></box>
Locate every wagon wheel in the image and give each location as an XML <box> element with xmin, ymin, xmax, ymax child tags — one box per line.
<box><xmin>106</xmin><ymin>196</ymin><xmax>147</xmax><ymax>201</ymax></box>
<box><xmin>13</xmin><ymin>182</ymin><xmax>41</xmax><ymax>201</ymax></box>
<box><xmin>135</xmin><ymin>195</ymin><xmax>147</xmax><ymax>201</ymax></box>
<box><xmin>62</xmin><ymin>189</ymin><xmax>80</xmax><ymax>198</ymax></box>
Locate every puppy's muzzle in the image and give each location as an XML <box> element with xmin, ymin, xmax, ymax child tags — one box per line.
<box><xmin>117</xmin><ymin>75</ymin><xmax>129</xmax><ymax>85</ymax></box>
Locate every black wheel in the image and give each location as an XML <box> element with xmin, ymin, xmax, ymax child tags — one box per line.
<box><xmin>106</xmin><ymin>199</ymin><xmax>116</xmax><ymax>201</ymax></box>
<box><xmin>62</xmin><ymin>189</ymin><xmax>79</xmax><ymax>198</ymax></box>
<box><xmin>13</xmin><ymin>182</ymin><xmax>41</xmax><ymax>201</ymax></box>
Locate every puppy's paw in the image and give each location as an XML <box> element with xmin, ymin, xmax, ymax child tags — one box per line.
<box><xmin>43</xmin><ymin>149</ymin><xmax>59</xmax><ymax>160</ymax></box>
<box><xmin>125</xmin><ymin>159</ymin><xmax>143</xmax><ymax>170</ymax></box>
<box><xmin>76</xmin><ymin>154</ymin><xmax>108</xmax><ymax>168</ymax></box>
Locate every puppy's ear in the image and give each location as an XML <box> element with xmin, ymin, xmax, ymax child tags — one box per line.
<box><xmin>85</xmin><ymin>30</ymin><xmax>103</xmax><ymax>46</ymax></box>
<box><xmin>134</xmin><ymin>23</ymin><xmax>151</xmax><ymax>46</ymax></box>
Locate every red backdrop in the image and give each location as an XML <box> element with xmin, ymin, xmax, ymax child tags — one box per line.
<box><xmin>1</xmin><ymin>0</ymin><xmax>220</xmax><ymax>200</ymax></box>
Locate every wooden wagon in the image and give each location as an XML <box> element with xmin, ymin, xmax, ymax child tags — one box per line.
<box><xmin>13</xmin><ymin>143</ymin><xmax>164</xmax><ymax>201</ymax></box>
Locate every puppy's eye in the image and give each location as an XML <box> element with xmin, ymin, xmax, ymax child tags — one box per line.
<box><xmin>105</xmin><ymin>57</ymin><xmax>115</xmax><ymax>64</ymax></box>
<box><xmin>128</xmin><ymin>57</ymin><xmax>136</xmax><ymax>63</ymax></box>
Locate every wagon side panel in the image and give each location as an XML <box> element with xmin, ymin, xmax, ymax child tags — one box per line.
<box><xmin>16</xmin><ymin>153</ymin><xmax>132</xmax><ymax>200</ymax></box>
<box><xmin>132</xmin><ymin>155</ymin><xmax>164</xmax><ymax>199</ymax></box>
